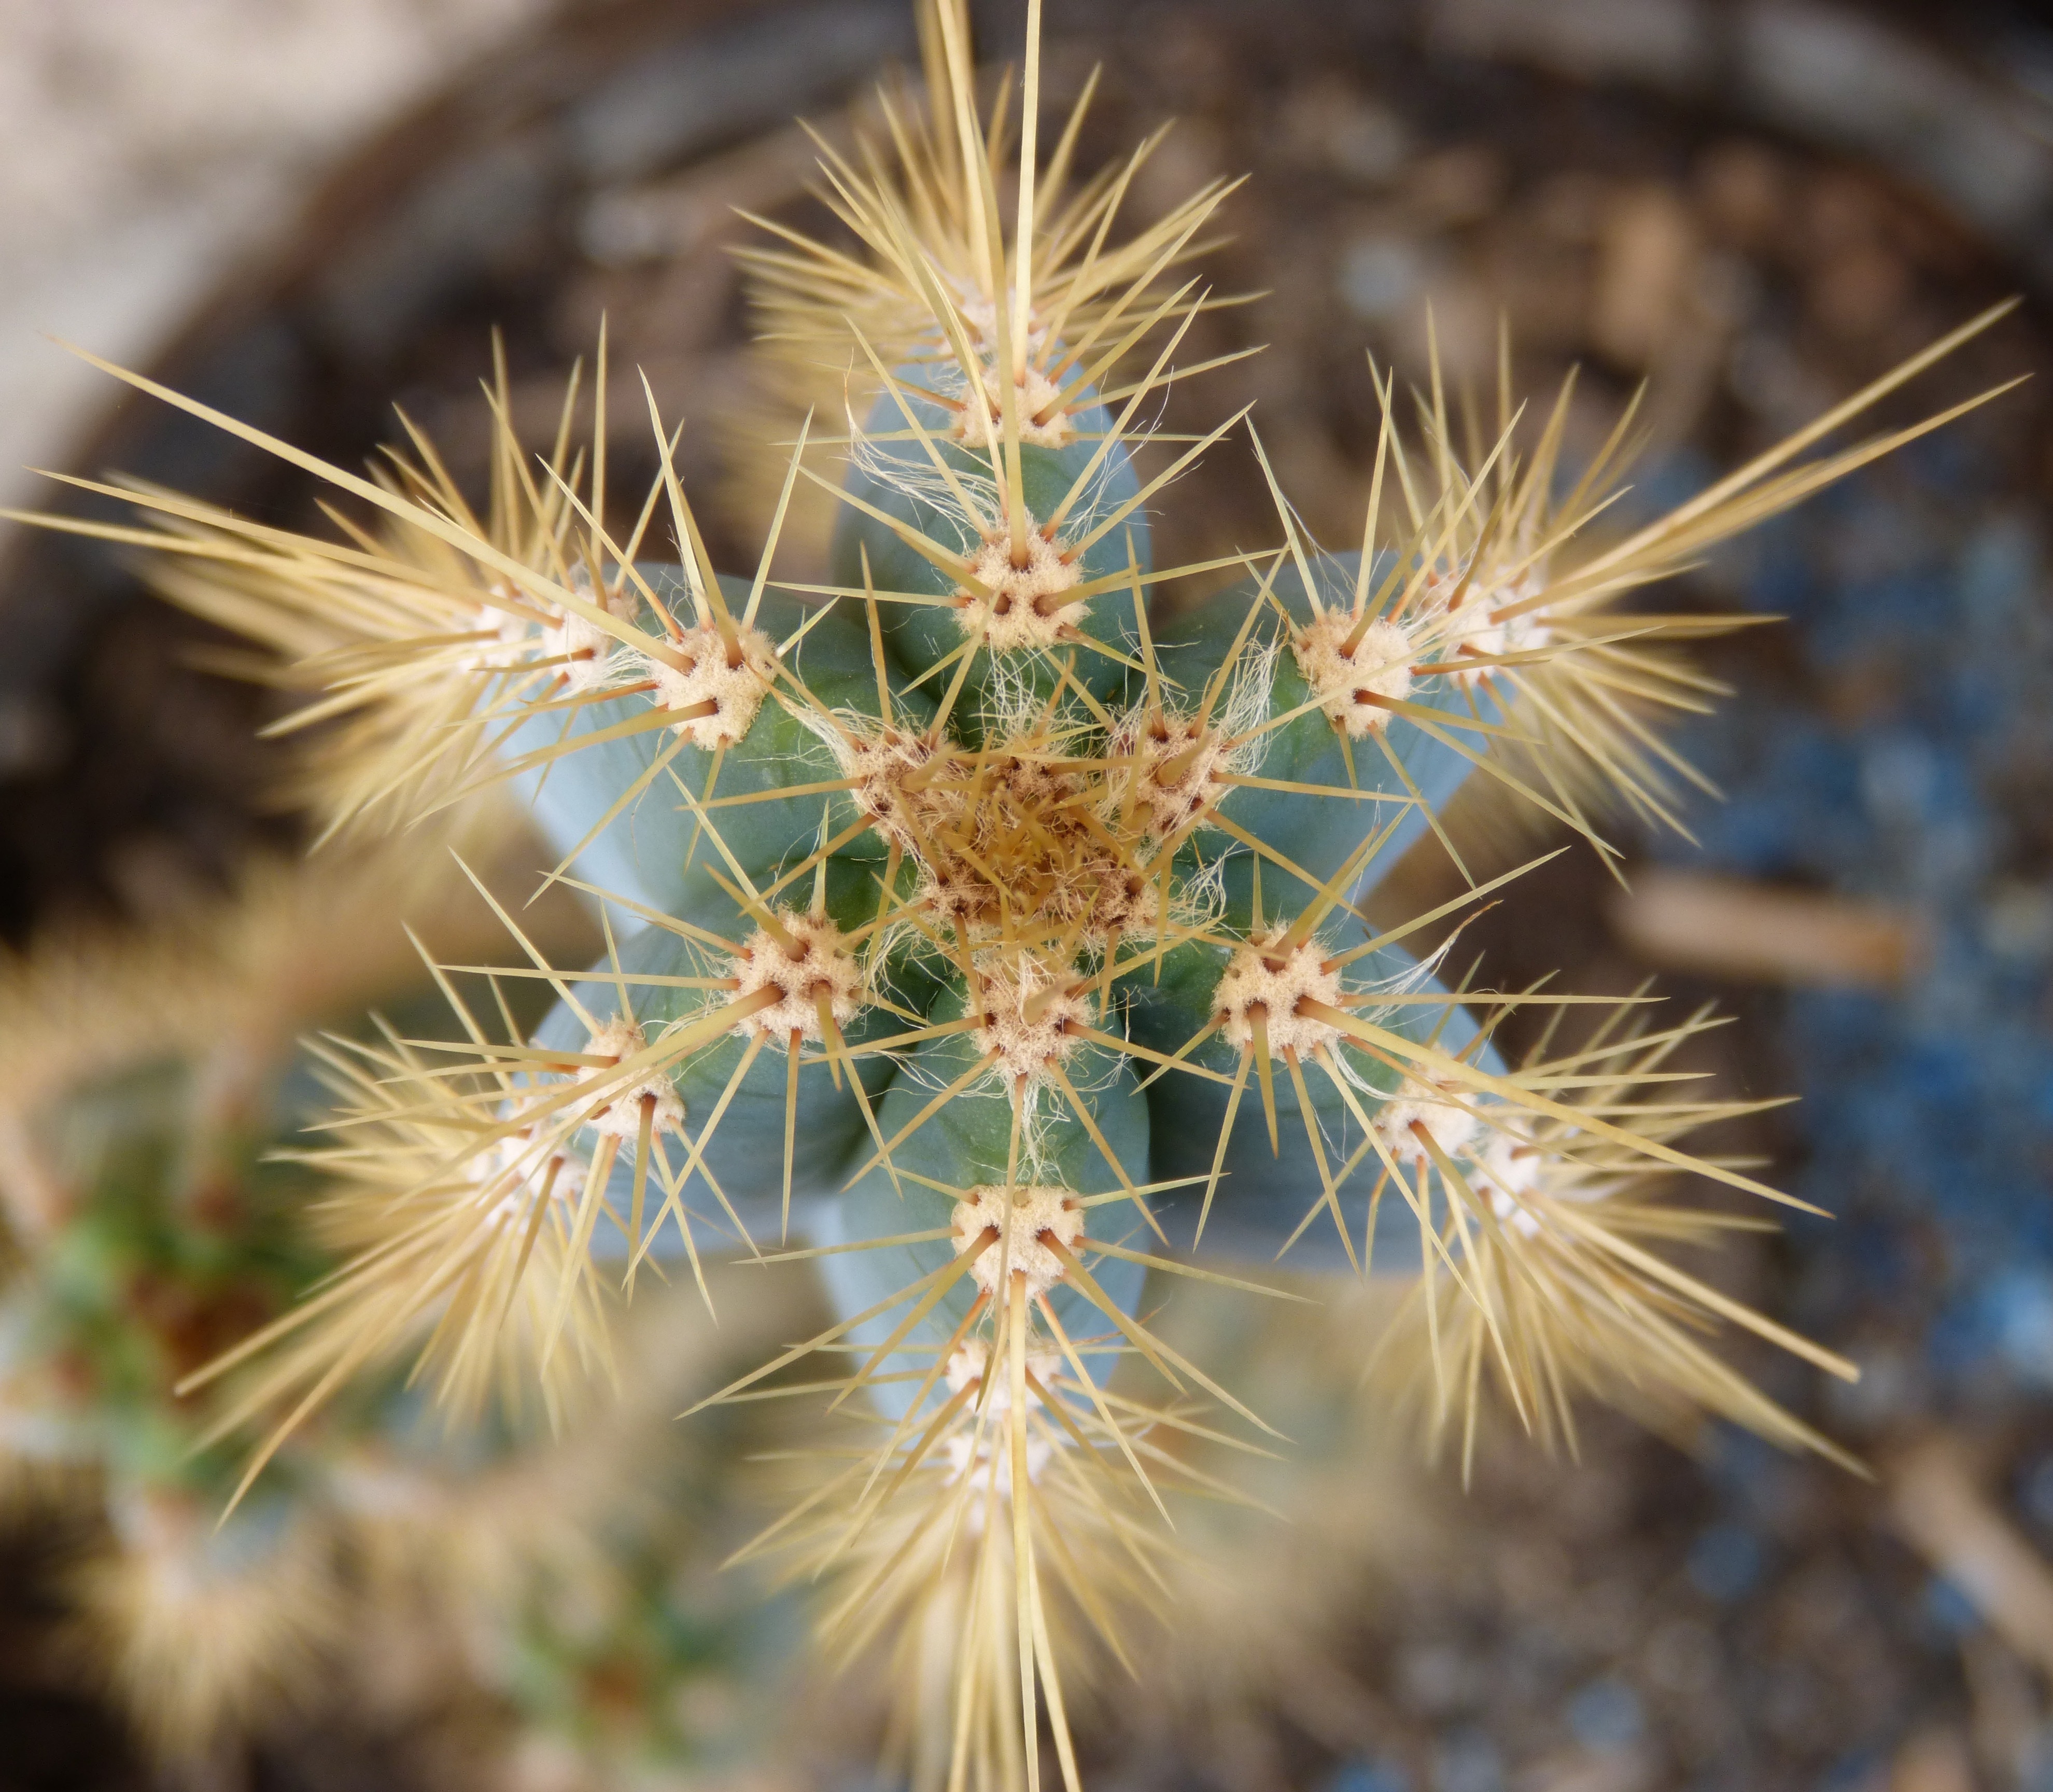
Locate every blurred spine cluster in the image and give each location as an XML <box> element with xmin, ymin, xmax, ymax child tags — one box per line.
<box><xmin>5</xmin><ymin>2</ymin><xmax>2015</xmax><ymax>1786</ymax></box>
<box><xmin>0</xmin><ymin>846</ymin><xmax>782</xmax><ymax>1780</ymax></box>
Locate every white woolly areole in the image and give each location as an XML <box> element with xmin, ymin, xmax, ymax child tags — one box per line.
<box><xmin>576</xmin><ymin>1015</ymin><xmax>686</xmax><ymax>1139</ymax></box>
<box><xmin>539</xmin><ymin>572</ymin><xmax>640</xmax><ymax>695</ymax></box>
<box><xmin>471</xmin><ymin>1126</ymin><xmax>585</xmax><ymax>1230</ymax></box>
<box><xmin>941</xmin><ymin>1342</ymin><xmax>1060</xmax><ymax>1505</ymax></box>
<box><xmin>649</xmin><ymin>618</ymin><xmax>779</xmax><ymax>747</ymax></box>
<box><xmin>541</xmin><ymin>608</ymin><xmax>624</xmax><ymax>694</ymax></box>
<box><xmin>1213</xmin><ymin>929</ymin><xmax>1347</xmax><ymax>1057</ymax></box>
<box><xmin>951</xmin><ymin>1184</ymin><xmax>1085</xmax><ymax>1301</ymax></box>
<box><xmin>1291</xmin><ymin>609</ymin><xmax>1415</xmax><ymax>737</ymax></box>
<box><xmin>973</xmin><ymin>959</ymin><xmax>1093</xmax><ymax>1089</ymax></box>
<box><xmin>840</xmin><ymin>725</ymin><xmax>935</xmax><ymax>852</ymax></box>
<box><xmin>728</xmin><ymin>911</ymin><xmax>862</xmax><ymax>1043</ymax></box>
<box><xmin>957</xmin><ymin>524</ymin><xmax>1081</xmax><ymax>652</ymax></box>
<box><xmin>945</xmin><ymin>1337</ymin><xmax>1062</xmax><ymax>1399</ymax></box>
<box><xmin>961</xmin><ymin>364</ymin><xmax>1071</xmax><ymax>449</ymax></box>
<box><xmin>467</xmin><ymin>572</ymin><xmax>637</xmax><ymax>692</ymax></box>
<box><xmin>1106</xmin><ymin>709</ymin><xmax>1229</xmax><ymax>842</ymax></box>
<box><xmin>1470</xmin><ymin>1129</ymin><xmax>1546</xmax><ymax>1238</ymax></box>
<box><xmin>1374</xmin><ymin>1074</ymin><xmax>1483</xmax><ymax>1168</ymax></box>
<box><xmin>1423</xmin><ymin>567</ymin><xmax>1553</xmax><ymax>690</ymax></box>
<box><xmin>949</xmin><ymin>291</ymin><xmax>1070</xmax><ymax>449</ymax></box>
<box><xmin>463</xmin><ymin>591</ymin><xmax>542</xmax><ymax>674</ymax></box>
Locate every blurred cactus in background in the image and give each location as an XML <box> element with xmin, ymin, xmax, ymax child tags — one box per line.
<box><xmin>0</xmin><ymin>877</ymin><xmax>352</xmax><ymax>1758</ymax></box>
<box><xmin>0</xmin><ymin>842</ymin><xmax>783</xmax><ymax>1779</ymax></box>
<box><xmin>4</xmin><ymin>2</ymin><xmax>2019</xmax><ymax>1787</ymax></box>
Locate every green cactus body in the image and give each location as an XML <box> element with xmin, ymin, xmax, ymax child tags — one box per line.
<box><xmin>509</xmin><ymin>496</ymin><xmax>1500</xmax><ymax>1314</ymax></box>
<box><xmin>515</xmin><ymin>484</ymin><xmax>1498</xmax><ymax>1337</ymax></box>
<box><xmin>6</xmin><ymin>1061</ymin><xmax>317</xmax><ymax>1482</ymax></box>
<box><xmin>0</xmin><ymin>1041</ymin><xmax>375</xmax><ymax>1755</ymax></box>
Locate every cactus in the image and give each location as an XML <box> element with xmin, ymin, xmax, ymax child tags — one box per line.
<box><xmin>11</xmin><ymin>3</ymin><xmax>2018</xmax><ymax>1785</ymax></box>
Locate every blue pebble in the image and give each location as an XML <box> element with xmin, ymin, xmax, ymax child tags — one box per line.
<box><xmin>1566</xmin><ymin>1678</ymin><xmax>1644</xmax><ymax>1752</ymax></box>
<box><xmin>1329</xmin><ymin>1762</ymin><xmax>1412</xmax><ymax>1792</ymax></box>
<box><xmin>1687</xmin><ymin>1523</ymin><xmax>1763</xmax><ymax>1602</ymax></box>
<box><xmin>1921</xmin><ymin>1574</ymin><xmax>1982</xmax><ymax>1640</ymax></box>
